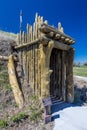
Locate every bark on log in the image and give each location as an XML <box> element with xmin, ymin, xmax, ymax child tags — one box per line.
<box><xmin>61</xmin><ymin>51</ymin><xmax>66</xmax><ymax>101</ymax></box>
<box><xmin>39</xmin><ymin>23</ymin><xmax>75</xmax><ymax>44</ymax></box>
<box><xmin>0</xmin><ymin>55</ymin><xmax>8</xmax><ymax>60</ymax></box>
<box><xmin>8</xmin><ymin>55</ymin><xmax>24</xmax><ymax>108</ymax></box>
<box><xmin>0</xmin><ymin>55</ymin><xmax>18</xmax><ymax>61</ymax></box>
<box><xmin>66</xmin><ymin>48</ymin><xmax>74</xmax><ymax>103</ymax></box>
<box><xmin>49</xmin><ymin>40</ymin><xmax>71</xmax><ymax>51</ymax></box>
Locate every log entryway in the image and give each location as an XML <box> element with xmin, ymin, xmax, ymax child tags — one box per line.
<box><xmin>50</xmin><ymin>48</ymin><xmax>62</xmax><ymax>99</ymax></box>
<box><xmin>14</xmin><ymin>13</ymin><xmax>75</xmax><ymax>105</ymax></box>
<box><xmin>0</xmin><ymin>13</ymin><xmax>75</xmax><ymax>109</ymax></box>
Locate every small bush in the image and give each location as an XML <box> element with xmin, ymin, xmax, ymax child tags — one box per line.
<box><xmin>0</xmin><ymin>119</ymin><xmax>7</xmax><ymax>128</ymax></box>
<box><xmin>84</xmin><ymin>62</ymin><xmax>87</xmax><ymax>66</ymax></box>
<box><xmin>11</xmin><ymin>112</ymin><xmax>27</xmax><ymax>123</ymax></box>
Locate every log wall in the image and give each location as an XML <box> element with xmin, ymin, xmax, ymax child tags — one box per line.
<box><xmin>17</xmin><ymin>43</ymin><xmax>41</xmax><ymax>96</ymax></box>
<box><xmin>17</xmin><ymin>13</ymin><xmax>45</xmax><ymax>46</ymax></box>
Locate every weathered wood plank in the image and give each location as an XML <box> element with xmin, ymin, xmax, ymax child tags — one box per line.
<box><xmin>19</xmin><ymin>31</ymin><xmax>22</xmax><ymax>44</ymax></box>
<box><xmin>57</xmin><ymin>51</ymin><xmax>60</xmax><ymax>98</ymax></box>
<box><xmin>32</xmin><ymin>45</ymin><xmax>34</xmax><ymax>92</ymax></box>
<box><xmin>31</xmin><ymin>46</ymin><xmax>33</xmax><ymax>87</ymax></box>
<box><xmin>28</xmin><ymin>47</ymin><xmax>31</xmax><ymax>83</ymax></box>
<box><xmin>0</xmin><ymin>55</ymin><xmax>9</xmax><ymax>60</ymax></box>
<box><xmin>34</xmin><ymin>44</ymin><xmax>38</xmax><ymax>94</ymax></box>
<box><xmin>66</xmin><ymin>48</ymin><xmax>74</xmax><ymax>103</ymax></box>
<box><xmin>22</xmin><ymin>49</ymin><xmax>25</xmax><ymax>76</ymax></box>
<box><xmin>61</xmin><ymin>51</ymin><xmax>66</xmax><ymax>101</ymax></box>
<box><xmin>29</xmin><ymin>46</ymin><xmax>32</xmax><ymax>85</ymax></box>
<box><xmin>27</xmin><ymin>47</ymin><xmax>30</xmax><ymax>82</ymax></box>
<box><xmin>38</xmin><ymin>45</ymin><xmax>41</xmax><ymax>96</ymax></box>
<box><xmin>15</xmin><ymin>39</ymin><xmax>40</xmax><ymax>49</ymax></box>
<box><xmin>33</xmin><ymin>45</ymin><xmax>36</xmax><ymax>93</ymax></box>
<box><xmin>26</xmin><ymin>24</ymin><xmax>29</xmax><ymax>43</ymax></box>
<box><xmin>8</xmin><ymin>55</ymin><xmax>24</xmax><ymax>108</ymax></box>
<box><xmin>55</xmin><ymin>49</ymin><xmax>58</xmax><ymax>97</ymax></box>
<box><xmin>59</xmin><ymin>51</ymin><xmax>62</xmax><ymax>99</ymax></box>
<box><xmin>0</xmin><ymin>55</ymin><xmax>18</xmax><ymax>61</ymax></box>
<box><xmin>52</xmin><ymin>40</ymin><xmax>71</xmax><ymax>50</ymax></box>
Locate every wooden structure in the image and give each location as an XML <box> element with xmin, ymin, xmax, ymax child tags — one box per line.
<box><xmin>14</xmin><ymin>13</ymin><xmax>75</xmax><ymax>103</ymax></box>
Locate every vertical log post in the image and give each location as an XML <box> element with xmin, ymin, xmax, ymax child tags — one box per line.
<box><xmin>66</xmin><ymin>48</ymin><xmax>74</xmax><ymax>103</ymax></box>
<box><xmin>39</xmin><ymin>41</ymin><xmax>54</xmax><ymax>99</ymax></box>
<box><xmin>8</xmin><ymin>55</ymin><xmax>24</xmax><ymax>108</ymax></box>
<box><xmin>61</xmin><ymin>51</ymin><xmax>66</xmax><ymax>101</ymax></box>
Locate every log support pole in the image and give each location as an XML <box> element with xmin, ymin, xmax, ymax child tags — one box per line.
<box><xmin>66</xmin><ymin>48</ymin><xmax>74</xmax><ymax>103</ymax></box>
<box><xmin>8</xmin><ymin>55</ymin><xmax>25</xmax><ymax>108</ymax></box>
<box><xmin>39</xmin><ymin>41</ymin><xmax>54</xmax><ymax>99</ymax></box>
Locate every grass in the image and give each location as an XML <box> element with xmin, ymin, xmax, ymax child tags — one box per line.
<box><xmin>0</xmin><ymin>65</ymin><xmax>11</xmax><ymax>91</ymax></box>
<box><xmin>29</xmin><ymin>105</ymin><xmax>42</xmax><ymax>123</ymax></box>
<box><xmin>0</xmin><ymin>119</ymin><xmax>7</xmax><ymax>128</ymax></box>
<box><xmin>10</xmin><ymin>112</ymin><xmax>28</xmax><ymax>123</ymax></box>
<box><xmin>73</xmin><ymin>66</ymin><xmax>87</xmax><ymax>77</ymax></box>
<box><xmin>29</xmin><ymin>95</ymin><xmax>42</xmax><ymax>123</ymax></box>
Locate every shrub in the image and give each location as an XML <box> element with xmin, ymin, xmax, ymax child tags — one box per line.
<box><xmin>84</xmin><ymin>62</ymin><xmax>87</xmax><ymax>66</ymax></box>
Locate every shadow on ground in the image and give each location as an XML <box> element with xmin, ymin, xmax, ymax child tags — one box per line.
<box><xmin>51</xmin><ymin>101</ymin><xmax>85</xmax><ymax>121</ymax></box>
<box><xmin>52</xmin><ymin>83</ymin><xmax>87</xmax><ymax>121</ymax></box>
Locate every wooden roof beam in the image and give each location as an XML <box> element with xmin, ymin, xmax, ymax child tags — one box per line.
<box><xmin>49</xmin><ymin>40</ymin><xmax>72</xmax><ymax>51</ymax></box>
<box><xmin>15</xmin><ymin>36</ymin><xmax>73</xmax><ymax>51</ymax></box>
<box><xmin>39</xmin><ymin>23</ymin><xmax>75</xmax><ymax>45</ymax></box>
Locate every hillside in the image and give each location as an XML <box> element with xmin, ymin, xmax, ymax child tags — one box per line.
<box><xmin>0</xmin><ymin>30</ymin><xmax>17</xmax><ymax>41</ymax></box>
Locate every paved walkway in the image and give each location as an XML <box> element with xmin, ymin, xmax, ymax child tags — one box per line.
<box><xmin>53</xmin><ymin>103</ymin><xmax>87</xmax><ymax>130</ymax></box>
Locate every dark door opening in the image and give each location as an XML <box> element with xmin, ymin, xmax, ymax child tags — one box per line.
<box><xmin>50</xmin><ymin>48</ymin><xmax>62</xmax><ymax>99</ymax></box>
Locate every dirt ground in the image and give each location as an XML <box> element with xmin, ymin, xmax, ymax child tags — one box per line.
<box><xmin>74</xmin><ymin>76</ymin><xmax>87</xmax><ymax>104</ymax></box>
<box><xmin>74</xmin><ymin>76</ymin><xmax>87</xmax><ymax>88</ymax></box>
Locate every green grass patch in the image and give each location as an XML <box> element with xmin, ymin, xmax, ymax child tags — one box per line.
<box><xmin>0</xmin><ymin>119</ymin><xmax>7</xmax><ymax>128</ymax></box>
<box><xmin>10</xmin><ymin>112</ymin><xmax>28</xmax><ymax>123</ymax></box>
<box><xmin>0</xmin><ymin>65</ymin><xmax>11</xmax><ymax>91</ymax></box>
<box><xmin>73</xmin><ymin>66</ymin><xmax>87</xmax><ymax>77</ymax></box>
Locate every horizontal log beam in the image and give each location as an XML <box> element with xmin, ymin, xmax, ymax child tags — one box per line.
<box><xmin>0</xmin><ymin>55</ymin><xmax>18</xmax><ymax>61</ymax></box>
<box><xmin>14</xmin><ymin>36</ymin><xmax>72</xmax><ymax>51</ymax></box>
<box><xmin>0</xmin><ymin>55</ymin><xmax>9</xmax><ymax>60</ymax></box>
<box><xmin>15</xmin><ymin>37</ymin><xmax>50</xmax><ymax>50</ymax></box>
<box><xmin>49</xmin><ymin>40</ymin><xmax>72</xmax><ymax>51</ymax></box>
<box><xmin>41</xmin><ymin>36</ymin><xmax>72</xmax><ymax>50</ymax></box>
<box><xmin>15</xmin><ymin>39</ymin><xmax>40</xmax><ymax>50</ymax></box>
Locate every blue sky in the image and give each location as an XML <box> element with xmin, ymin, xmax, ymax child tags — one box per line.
<box><xmin>0</xmin><ymin>0</ymin><xmax>87</xmax><ymax>63</ymax></box>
